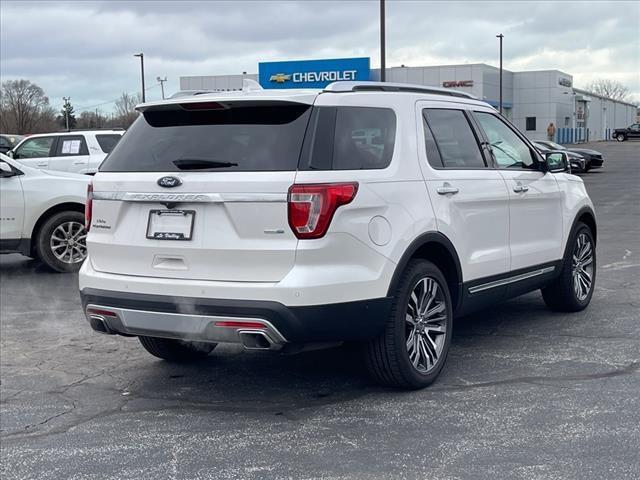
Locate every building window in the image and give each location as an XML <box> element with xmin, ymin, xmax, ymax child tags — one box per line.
<box><xmin>525</xmin><ymin>117</ymin><xmax>536</xmax><ymax>131</ymax></box>
<box><xmin>564</xmin><ymin>117</ymin><xmax>570</xmax><ymax>127</ymax></box>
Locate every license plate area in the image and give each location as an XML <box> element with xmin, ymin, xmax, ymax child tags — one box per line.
<box><xmin>146</xmin><ymin>210</ymin><xmax>195</xmax><ymax>241</ymax></box>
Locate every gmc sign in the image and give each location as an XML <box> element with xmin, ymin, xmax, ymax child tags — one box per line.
<box><xmin>442</xmin><ymin>80</ymin><xmax>474</xmax><ymax>88</ymax></box>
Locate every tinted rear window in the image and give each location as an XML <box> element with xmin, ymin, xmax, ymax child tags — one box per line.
<box><xmin>299</xmin><ymin>106</ymin><xmax>396</xmax><ymax>170</ymax></box>
<box><xmin>96</xmin><ymin>134</ymin><xmax>122</xmax><ymax>153</ymax></box>
<box><xmin>100</xmin><ymin>103</ymin><xmax>311</xmax><ymax>172</ymax></box>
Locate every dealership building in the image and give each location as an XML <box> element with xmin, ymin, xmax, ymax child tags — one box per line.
<box><xmin>180</xmin><ymin>58</ymin><xmax>637</xmax><ymax>143</ymax></box>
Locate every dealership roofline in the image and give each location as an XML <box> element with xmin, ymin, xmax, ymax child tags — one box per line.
<box><xmin>572</xmin><ymin>87</ymin><xmax>638</xmax><ymax>108</ymax></box>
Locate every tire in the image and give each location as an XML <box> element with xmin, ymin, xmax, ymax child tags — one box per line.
<box><xmin>364</xmin><ymin>259</ymin><xmax>453</xmax><ymax>389</ymax></box>
<box><xmin>139</xmin><ymin>336</ymin><xmax>216</xmax><ymax>362</ymax></box>
<box><xmin>542</xmin><ymin>222</ymin><xmax>596</xmax><ymax>312</ymax></box>
<box><xmin>36</xmin><ymin>211</ymin><xmax>87</xmax><ymax>272</ymax></box>
<box><xmin>616</xmin><ymin>134</ymin><xmax>626</xmax><ymax>142</ymax></box>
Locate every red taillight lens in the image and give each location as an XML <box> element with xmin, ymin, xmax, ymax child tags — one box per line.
<box><xmin>85</xmin><ymin>181</ymin><xmax>93</xmax><ymax>231</ymax></box>
<box><xmin>288</xmin><ymin>183</ymin><xmax>358</xmax><ymax>239</ymax></box>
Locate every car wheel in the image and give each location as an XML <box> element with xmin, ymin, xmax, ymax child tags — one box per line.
<box><xmin>139</xmin><ymin>336</ymin><xmax>216</xmax><ymax>362</ymax></box>
<box><xmin>616</xmin><ymin>134</ymin><xmax>626</xmax><ymax>142</ymax></box>
<box><xmin>542</xmin><ymin>222</ymin><xmax>596</xmax><ymax>312</ymax></box>
<box><xmin>36</xmin><ymin>211</ymin><xmax>87</xmax><ymax>272</ymax></box>
<box><xmin>365</xmin><ymin>259</ymin><xmax>452</xmax><ymax>389</ymax></box>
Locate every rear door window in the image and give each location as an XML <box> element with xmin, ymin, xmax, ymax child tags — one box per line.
<box><xmin>95</xmin><ymin>134</ymin><xmax>122</xmax><ymax>153</ymax></box>
<box><xmin>55</xmin><ymin>136</ymin><xmax>89</xmax><ymax>156</ymax></box>
<box><xmin>300</xmin><ymin>106</ymin><xmax>396</xmax><ymax>170</ymax></box>
<box><xmin>100</xmin><ymin>103</ymin><xmax>312</xmax><ymax>172</ymax></box>
<box><xmin>422</xmin><ymin>109</ymin><xmax>486</xmax><ymax>169</ymax></box>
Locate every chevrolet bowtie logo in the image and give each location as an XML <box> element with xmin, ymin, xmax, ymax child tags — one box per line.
<box><xmin>269</xmin><ymin>73</ymin><xmax>292</xmax><ymax>83</ymax></box>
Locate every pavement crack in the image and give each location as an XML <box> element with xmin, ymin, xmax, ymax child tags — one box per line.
<box><xmin>433</xmin><ymin>361</ymin><xmax>640</xmax><ymax>392</ymax></box>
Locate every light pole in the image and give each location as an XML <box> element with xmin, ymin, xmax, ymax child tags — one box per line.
<box><xmin>62</xmin><ymin>96</ymin><xmax>70</xmax><ymax>131</ymax></box>
<box><xmin>134</xmin><ymin>53</ymin><xmax>146</xmax><ymax>102</ymax></box>
<box><xmin>380</xmin><ymin>0</ymin><xmax>386</xmax><ymax>82</ymax></box>
<box><xmin>157</xmin><ymin>76</ymin><xmax>167</xmax><ymax>100</ymax></box>
<box><xmin>496</xmin><ymin>34</ymin><xmax>503</xmax><ymax>115</ymax></box>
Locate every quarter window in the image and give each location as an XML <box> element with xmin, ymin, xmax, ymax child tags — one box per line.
<box><xmin>422</xmin><ymin>109</ymin><xmax>485</xmax><ymax>169</ymax></box>
<box><xmin>96</xmin><ymin>134</ymin><xmax>122</xmax><ymax>153</ymax></box>
<box><xmin>475</xmin><ymin>112</ymin><xmax>537</xmax><ymax>170</ymax></box>
<box><xmin>14</xmin><ymin>137</ymin><xmax>55</xmax><ymax>159</ymax></box>
<box><xmin>300</xmin><ymin>106</ymin><xmax>396</xmax><ymax>170</ymax></box>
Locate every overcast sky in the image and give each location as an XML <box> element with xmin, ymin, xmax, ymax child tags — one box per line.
<box><xmin>1</xmin><ymin>0</ymin><xmax>639</xmax><ymax>113</ymax></box>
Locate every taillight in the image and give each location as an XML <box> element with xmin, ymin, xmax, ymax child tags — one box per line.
<box><xmin>85</xmin><ymin>181</ymin><xmax>93</xmax><ymax>231</ymax></box>
<box><xmin>288</xmin><ymin>183</ymin><xmax>358</xmax><ymax>239</ymax></box>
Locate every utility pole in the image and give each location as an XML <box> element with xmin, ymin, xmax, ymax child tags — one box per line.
<box><xmin>157</xmin><ymin>76</ymin><xmax>167</xmax><ymax>100</ymax></box>
<box><xmin>62</xmin><ymin>97</ymin><xmax>70</xmax><ymax>131</ymax></box>
<box><xmin>134</xmin><ymin>53</ymin><xmax>146</xmax><ymax>102</ymax></box>
<box><xmin>380</xmin><ymin>0</ymin><xmax>386</xmax><ymax>82</ymax></box>
<box><xmin>496</xmin><ymin>34</ymin><xmax>504</xmax><ymax>115</ymax></box>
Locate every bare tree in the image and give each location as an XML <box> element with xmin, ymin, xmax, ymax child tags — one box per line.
<box><xmin>114</xmin><ymin>92</ymin><xmax>142</xmax><ymax>128</ymax></box>
<box><xmin>0</xmin><ymin>79</ymin><xmax>52</xmax><ymax>134</ymax></box>
<box><xmin>585</xmin><ymin>79</ymin><xmax>631</xmax><ymax>102</ymax></box>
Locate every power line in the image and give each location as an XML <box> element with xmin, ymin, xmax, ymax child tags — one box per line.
<box><xmin>70</xmin><ymin>83</ymin><xmax>161</xmax><ymax>114</ymax></box>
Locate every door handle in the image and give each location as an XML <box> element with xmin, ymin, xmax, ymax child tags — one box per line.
<box><xmin>73</xmin><ymin>160</ymin><xmax>87</xmax><ymax>165</ymax></box>
<box><xmin>37</xmin><ymin>163</ymin><xmax>47</xmax><ymax>167</ymax></box>
<box><xmin>513</xmin><ymin>182</ymin><xmax>529</xmax><ymax>193</ymax></box>
<box><xmin>437</xmin><ymin>183</ymin><xmax>459</xmax><ymax>195</ymax></box>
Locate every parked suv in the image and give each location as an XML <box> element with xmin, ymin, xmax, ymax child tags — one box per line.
<box><xmin>1</xmin><ymin>154</ymin><xmax>89</xmax><ymax>272</ymax></box>
<box><xmin>79</xmin><ymin>81</ymin><xmax>597</xmax><ymax>389</ymax></box>
<box><xmin>613</xmin><ymin>123</ymin><xmax>640</xmax><ymax>142</ymax></box>
<box><xmin>8</xmin><ymin>130</ymin><xmax>123</xmax><ymax>174</ymax></box>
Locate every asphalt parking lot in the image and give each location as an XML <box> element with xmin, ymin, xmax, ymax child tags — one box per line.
<box><xmin>1</xmin><ymin>141</ymin><xmax>639</xmax><ymax>480</ymax></box>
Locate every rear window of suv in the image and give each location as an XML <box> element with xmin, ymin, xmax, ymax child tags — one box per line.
<box><xmin>100</xmin><ymin>102</ymin><xmax>312</xmax><ymax>172</ymax></box>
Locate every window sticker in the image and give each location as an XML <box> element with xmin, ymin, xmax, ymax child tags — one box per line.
<box><xmin>61</xmin><ymin>139</ymin><xmax>81</xmax><ymax>154</ymax></box>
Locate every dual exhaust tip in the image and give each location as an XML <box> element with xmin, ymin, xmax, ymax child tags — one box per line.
<box><xmin>85</xmin><ymin>306</ymin><xmax>280</xmax><ymax>351</ymax></box>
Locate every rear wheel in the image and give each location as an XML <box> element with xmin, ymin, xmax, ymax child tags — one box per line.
<box><xmin>365</xmin><ymin>259</ymin><xmax>452</xmax><ymax>389</ymax></box>
<box><xmin>542</xmin><ymin>223</ymin><xmax>595</xmax><ymax>312</ymax></box>
<box><xmin>139</xmin><ymin>336</ymin><xmax>216</xmax><ymax>362</ymax></box>
<box><xmin>36</xmin><ymin>211</ymin><xmax>87</xmax><ymax>272</ymax></box>
<box><xmin>616</xmin><ymin>133</ymin><xmax>626</xmax><ymax>142</ymax></box>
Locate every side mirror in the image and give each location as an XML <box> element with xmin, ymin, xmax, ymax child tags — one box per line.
<box><xmin>0</xmin><ymin>161</ymin><xmax>16</xmax><ymax>177</ymax></box>
<box><xmin>543</xmin><ymin>152</ymin><xmax>569</xmax><ymax>173</ymax></box>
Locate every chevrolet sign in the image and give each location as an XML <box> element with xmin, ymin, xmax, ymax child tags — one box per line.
<box><xmin>259</xmin><ymin>57</ymin><xmax>370</xmax><ymax>89</ymax></box>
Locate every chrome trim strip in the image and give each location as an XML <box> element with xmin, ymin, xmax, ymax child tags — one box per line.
<box><xmin>92</xmin><ymin>192</ymin><xmax>287</xmax><ymax>203</ymax></box>
<box><xmin>85</xmin><ymin>304</ymin><xmax>287</xmax><ymax>348</ymax></box>
<box><xmin>468</xmin><ymin>266</ymin><xmax>556</xmax><ymax>294</ymax></box>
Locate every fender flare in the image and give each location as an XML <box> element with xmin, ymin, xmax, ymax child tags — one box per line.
<box><xmin>386</xmin><ymin>231</ymin><xmax>464</xmax><ymax>308</ymax></box>
<box><xmin>563</xmin><ymin>206</ymin><xmax>597</xmax><ymax>260</ymax></box>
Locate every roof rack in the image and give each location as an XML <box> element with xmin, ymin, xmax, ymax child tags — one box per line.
<box><xmin>324</xmin><ymin>81</ymin><xmax>477</xmax><ymax>99</ymax></box>
<box><xmin>56</xmin><ymin>128</ymin><xmax>125</xmax><ymax>132</ymax></box>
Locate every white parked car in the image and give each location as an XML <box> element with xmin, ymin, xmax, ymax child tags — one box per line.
<box><xmin>0</xmin><ymin>154</ymin><xmax>89</xmax><ymax>272</ymax></box>
<box><xmin>8</xmin><ymin>130</ymin><xmax>123</xmax><ymax>175</ymax></box>
<box><xmin>79</xmin><ymin>81</ymin><xmax>597</xmax><ymax>389</ymax></box>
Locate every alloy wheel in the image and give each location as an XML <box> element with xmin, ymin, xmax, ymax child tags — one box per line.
<box><xmin>50</xmin><ymin>221</ymin><xmax>87</xmax><ymax>264</ymax></box>
<box><xmin>572</xmin><ymin>232</ymin><xmax>594</xmax><ymax>301</ymax></box>
<box><xmin>405</xmin><ymin>276</ymin><xmax>448</xmax><ymax>373</ymax></box>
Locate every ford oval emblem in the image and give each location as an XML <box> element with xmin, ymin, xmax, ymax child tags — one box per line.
<box><xmin>157</xmin><ymin>176</ymin><xmax>182</xmax><ymax>188</ymax></box>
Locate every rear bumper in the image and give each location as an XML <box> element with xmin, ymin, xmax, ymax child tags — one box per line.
<box><xmin>80</xmin><ymin>288</ymin><xmax>392</xmax><ymax>345</ymax></box>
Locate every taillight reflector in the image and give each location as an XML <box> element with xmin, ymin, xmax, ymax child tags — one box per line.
<box><xmin>85</xmin><ymin>181</ymin><xmax>93</xmax><ymax>231</ymax></box>
<box><xmin>86</xmin><ymin>308</ymin><xmax>117</xmax><ymax>318</ymax></box>
<box><xmin>287</xmin><ymin>183</ymin><xmax>358</xmax><ymax>239</ymax></box>
<box><xmin>215</xmin><ymin>321</ymin><xmax>266</xmax><ymax>329</ymax></box>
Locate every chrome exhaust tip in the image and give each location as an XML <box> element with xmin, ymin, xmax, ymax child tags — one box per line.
<box><xmin>238</xmin><ymin>331</ymin><xmax>275</xmax><ymax>350</ymax></box>
<box><xmin>88</xmin><ymin>314</ymin><xmax>114</xmax><ymax>334</ymax></box>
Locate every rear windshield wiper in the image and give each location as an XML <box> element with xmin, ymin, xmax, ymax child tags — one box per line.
<box><xmin>173</xmin><ymin>158</ymin><xmax>239</xmax><ymax>170</ymax></box>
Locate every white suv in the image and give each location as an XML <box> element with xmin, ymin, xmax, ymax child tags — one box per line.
<box><xmin>79</xmin><ymin>81</ymin><xmax>597</xmax><ymax>389</ymax></box>
<box><xmin>9</xmin><ymin>130</ymin><xmax>124</xmax><ymax>175</ymax></box>
<box><xmin>0</xmin><ymin>154</ymin><xmax>89</xmax><ymax>272</ymax></box>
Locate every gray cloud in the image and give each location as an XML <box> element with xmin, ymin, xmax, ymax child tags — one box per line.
<box><xmin>1</xmin><ymin>0</ymin><xmax>638</xmax><ymax>113</ymax></box>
